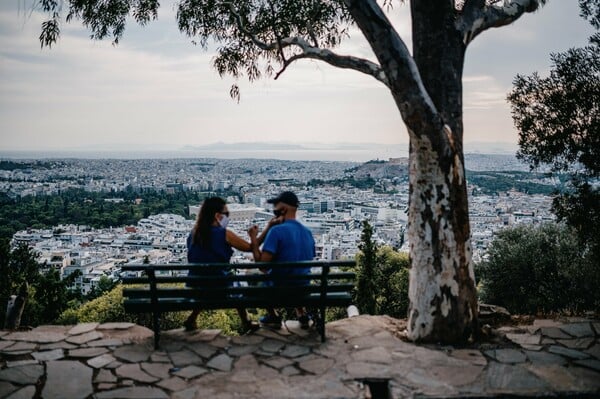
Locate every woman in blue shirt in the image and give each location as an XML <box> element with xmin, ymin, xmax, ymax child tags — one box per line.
<box><xmin>184</xmin><ymin>197</ymin><xmax>273</xmax><ymax>332</ymax></box>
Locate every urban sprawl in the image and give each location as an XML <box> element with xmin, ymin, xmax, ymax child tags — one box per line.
<box><xmin>3</xmin><ymin>156</ymin><xmax>555</xmax><ymax>296</ymax></box>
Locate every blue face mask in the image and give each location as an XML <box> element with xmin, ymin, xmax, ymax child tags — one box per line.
<box><xmin>219</xmin><ymin>215</ymin><xmax>229</xmax><ymax>229</ymax></box>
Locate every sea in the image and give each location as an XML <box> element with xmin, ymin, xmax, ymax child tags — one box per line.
<box><xmin>0</xmin><ymin>142</ymin><xmax>518</xmax><ymax>164</ymax></box>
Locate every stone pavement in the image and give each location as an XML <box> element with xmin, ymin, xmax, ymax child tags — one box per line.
<box><xmin>0</xmin><ymin>315</ymin><xmax>599</xmax><ymax>398</ymax></box>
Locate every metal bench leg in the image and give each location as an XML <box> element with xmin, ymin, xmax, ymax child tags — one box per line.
<box><xmin>153</xmin><ymin>312</ymin><xmax>160</xmax><ymax>349</ymax></box>
<box><xmin>319</xmin><ymin>306</ymin><xmax>326</xmax><ymax>342</ymax></box>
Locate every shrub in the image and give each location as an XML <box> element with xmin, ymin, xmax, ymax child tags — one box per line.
<box><xmin>476</xmin><ymin>223</ymin><xmax>599</xmax><ymax>314</ymax></box>
<box><xmin>57</xmin><ymin>284</ymin><xmax>243</xmax><ymax>335</ymax></box>
<box><xmin>354</xmin><ymin>245</ymin><xmax>410</xmax><ymax>318</ymax></box>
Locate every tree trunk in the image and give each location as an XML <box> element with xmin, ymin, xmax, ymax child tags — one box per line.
<box><xmin>342</xmin><ymin>0</ymin><xmax>482</xmax><ymax>343</ymax></box>
<box><xmin>404</xmin><ymin>1</ymin><xmax>478</xmax><ymax>343</ymax></box>
<box><xmin>5</xmin><ymin>282</ymin><xmax>28</xmax><ymax>330</ymax></box>
<box><xmin>406</xmin><ymin>133</ymin><xmax>478</xmax><ymax>342</ymax></box>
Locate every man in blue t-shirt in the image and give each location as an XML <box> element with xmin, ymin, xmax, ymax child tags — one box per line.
<box><xmin>248</xmin><ymin>191</ymin><xmax>316</xmax><ymax>329</ymax></box>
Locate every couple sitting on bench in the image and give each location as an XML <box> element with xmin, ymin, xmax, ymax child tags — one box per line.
<box><xmin>184</xmin><ymin>191</ymin><xmax>315</xmax><ymax>333</ymax></box>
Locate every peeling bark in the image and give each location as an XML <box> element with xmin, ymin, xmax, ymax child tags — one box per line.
<box><xmin>406</xmin><ymin>134</ymin><xmax>478</xmax><ymax>342</ymax></box>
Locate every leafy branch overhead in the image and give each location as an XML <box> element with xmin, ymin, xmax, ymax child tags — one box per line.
<box><xmin>38</xmin><ymin>0</ymin><xmax>544</xmax><ymax>104</ymax></box>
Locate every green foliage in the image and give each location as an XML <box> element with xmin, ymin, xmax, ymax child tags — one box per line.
<box><xmin>25</xmin><ymin>268</ymin><xmax>82</xmax><ymax>326</ymax></box>
<box><xmin>580</xmin><ymin>0</ymin><xmax>600</xmax><ymax>44</ymax></box>
<box><xmin>0</xmin><ymin>189</ymin><xmax>207</xmax><ymax>241</ymax></box>
<box><xmin>354</xmin><ymin>221</ymin><xmax>410</xmax><ymax>318</ymax></box>
<box><xmin>307</xmin><ymin>176</ymin><xmax>377</xmax><ymax>190</ymax></box>
<box><xmin>38</xmin><ymin>0</ymin><xmax>350</xmax><ymax>100</ymax></box>
<box><xmin>466</xmin><ymin>170</ymin><xmax>562</xmax><ymax>195</ymax></box>
<box><xmin>373</xmin><ymin>246</ymin><xmax>410</xmax><ymax>318</ymax></box>
<box><xmin>0</xmin><ymin>160</ymin><xmax>60</xmax><ymax>171</ymax></box>
<box><xmin>476</xmin><ymin>223</ymin><xmax>599</xmax><ymax>314</ymax></box>
<box><xmin>552</xmin><ymin>180</ymin><xmax>600</xmax><ymax>253</ymax></box>
<box><xmin>0</xmin><ymin>241</ymin><xmax>40</xmax><ymax>328</ymax></box>
<box><xmin>86</xmin><ymin>275</ymin><xmax>118</xmax><ymax>301</ymax></box>
<box><xmin>509</xmin><ymin>46</ymin><xmax>599</xmax><ymax>175</ymax></box>
<box><xmin>57</xmin><ymin>284</ymin><xmax>135</xmax><ymax>325</ymax></box>
<box><xmin>508</xmin><ymin>0</ymin><xmax>600</xmax><ymax>258</ymax></box>
<box><xmin>355</xmin><ymin>220</ymin><xmax>378</xmax><ymax>315</ymax></box>
<box><xmin>325</xmin><ymin>307</ymin><xmax>348</xmax><ymax>322</ymax></box>
<box><xmin>195</xmin><ymin>309</ymin><xmax>242</xmax><ymax>336</ymax></box>
<box><xmin>0</xmin><ymin>241</ymin><xmax>82</xmax><ymax>328</ymax></box>
<box><xmin>57</xmin><ymin>284</ymin><xmax>243</xmax><ymax>335</ymax></box>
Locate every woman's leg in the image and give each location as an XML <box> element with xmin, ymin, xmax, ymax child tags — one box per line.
<box><xmin>184</xmin><ymin>309</ymin><xmax>200</xmax><ymax>331</ymax></box>
<box><xmin>237</xmin><ymin>308</ymin><xmax>259</xmax><ymax>332</ymax></box>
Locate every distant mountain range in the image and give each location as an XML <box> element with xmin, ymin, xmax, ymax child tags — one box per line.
<box><xmin>180</xmin><ymin>142</ymin><xmax>407</xmax><ymax>152</ymax></box>
<box><xmin>180</xmin><ymin>141</ymin><xmax>517</xmax><ymax>154</ymax></box>
<box><xmin>0</xmin><ymin>141</ymin><xmax>519</xmax><ymax>163</ymax></box>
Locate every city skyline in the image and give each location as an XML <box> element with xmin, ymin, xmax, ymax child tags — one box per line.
<box><xmin>0</xmin><ymin>1</ymin><xmax>595</xmax><ymax>159</ymax></box>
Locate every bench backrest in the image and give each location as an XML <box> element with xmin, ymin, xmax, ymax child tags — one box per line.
<box><xmin>121</xmin><ymin>260</ymin><xmax>356</xmax><ymax>312</ymax></box>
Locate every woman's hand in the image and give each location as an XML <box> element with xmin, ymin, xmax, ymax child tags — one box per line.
<box><xmin>247</xmin><ymin>225</ymin><xmax>259</xmax><ymax>239</ymax></box>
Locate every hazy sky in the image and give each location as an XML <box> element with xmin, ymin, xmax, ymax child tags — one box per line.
<box><xmin>0</xmin><ymin>1</ymin><xmax>594</xmax><ymax>156</ymax></box>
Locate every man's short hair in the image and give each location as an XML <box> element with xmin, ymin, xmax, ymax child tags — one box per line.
<box><xmin>267</xmin><ymin>191</ymin><xmax>300</xmax><ymax>207</ymax></box>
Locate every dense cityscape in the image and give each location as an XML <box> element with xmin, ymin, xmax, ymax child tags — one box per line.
<box><xmin>2</xmin><ymin>155</ymin><xmax>556</xmax><ymax>296</ymax></box>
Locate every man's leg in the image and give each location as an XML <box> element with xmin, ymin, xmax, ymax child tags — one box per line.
<box><xmin>296</xmin><ymin>307</ymin><xmax>312</xmax><ymax>329</ymax></box>
<box><xmin>259</xmin><ymin>308</ymin><xmax>282</xmax><ymax>328</ymax></box>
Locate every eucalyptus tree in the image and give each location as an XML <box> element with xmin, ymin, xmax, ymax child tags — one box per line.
<box><xmin>37</xmin><ymin>0</ymin><xmax>546</xmax><ymax>343</ymax></box>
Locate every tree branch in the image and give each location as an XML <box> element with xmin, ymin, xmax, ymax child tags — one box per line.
<box><xmin>272</xmin><ymin>47</ymin><xmax>388</xmax><ymax>86</ymax></box>
<box><xmin>224</xmin><ymin>2</ymin><xmax>389</xmax><ymax>87</ymax></box>
<box><xmin>457</xmin><ymin>0</ymin><xmax>542</xmax><ymax>45</ymax></box>
<box><xmin>343</xmin><ymin>0</ymin><xmax>441</xmax><ymax>140</ymax></box>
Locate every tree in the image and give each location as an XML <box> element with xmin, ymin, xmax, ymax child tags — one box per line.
<box><xmin>477</xmin><ymin>223</ymin><xmax>599</xmax><ymax>314</ymax></box>
<box><xmin>85</xmin><ymin>275</ymin><xmax>118</xmax><ymax>301</ymax></box>
<box><xmin>26</xmin><ymin>268</ymin><xmax>83</xmax><ymax>325</ymax></box>
<box><xmin>0</xmin><ymin>240</ymin><xmax>40</xmax><ymax>328</ymax></box>
<box><xmin>508</xmin><ymin>0</ymin><xmax>599</xmax><ymax>255</ymax></box>
<box><xmin>355</xmin><ymin>244</ymin><xmax>411</xmax><ymax>318</ymax></box>
<box><xmin>36</xmin><ymin>0</ymin><xmax>547</xmax><ymax>343</ymax></box>
<box><xmin>355</xmin><ymin>220</ymin><xmax>378</xmax><ymax>315</ymax></box>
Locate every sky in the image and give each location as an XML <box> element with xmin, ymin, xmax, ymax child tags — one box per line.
<box><xmin>0</xmin><ymin>1</ymin><xmax>595</xmax><ymax>159</ymax></box>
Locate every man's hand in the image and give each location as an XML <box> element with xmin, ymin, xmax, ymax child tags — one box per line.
<box><xmin>268</xmin><ymin>216</ymin><xmax>283</xmax><ymax>227</ymax></box>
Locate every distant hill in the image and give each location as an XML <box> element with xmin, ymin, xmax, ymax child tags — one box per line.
<box><xmin>347</xmin><ymin>158</ymin><xmax>409</xmax><ymax>179</ymax></box>
<box><xmin>347</xmin><ymin>154</ymin><xmax>528</xmax><ymax>178</ymax></box>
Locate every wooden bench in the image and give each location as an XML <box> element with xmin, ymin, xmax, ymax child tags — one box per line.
<box><xmin>121</xmin><ymin>260</ymin><xmax>356</xmax><ymax>348</ymax></box>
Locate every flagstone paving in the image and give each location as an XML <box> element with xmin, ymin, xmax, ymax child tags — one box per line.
<box><xmin>0</xmin><ymin>315</ymin><xmax>598</xmax><ymax>398</ymax></box>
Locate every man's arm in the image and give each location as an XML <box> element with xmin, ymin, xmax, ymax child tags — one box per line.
<box><xmin>248</xmin><ymin>217</ymin><xmax>280</xmax><ymax>260</ymax></box>
<box><xmin>248</xmin><ymin>227</ymin><xmax>274</xmax><ymax>262</ymax></box>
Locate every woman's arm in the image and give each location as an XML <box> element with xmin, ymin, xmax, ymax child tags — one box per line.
<box><xmin>248</xmin><ymin>225</ymin><xmax>262</xmax><ymax>261</ymax></box>
<box><xmin>225</xmin><ymin>229</ymin><xmax>252</xmax><ymax>252</ymax></box>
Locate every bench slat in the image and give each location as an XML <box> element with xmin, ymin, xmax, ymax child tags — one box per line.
<box><xmin>123</xmin><ymin>284</ymin><xmax>355</xmax><ymax>299</ymax></box>
<box><xmin>121</xmin><ymin>260</ymin><xmax>355</xmax><ymax>272</ymax></box>
<box><xmin>122</xmin><ymin>272</ymin><xmax>356</xmax><ymax>285</ymax></box>
<box><xmin>123</xmin><ymin>292</ymin><xmax>353</xmax><ymax>313</ymax></box>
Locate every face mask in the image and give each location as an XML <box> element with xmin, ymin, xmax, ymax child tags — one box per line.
<box><xmin>219</xmin><ymin>215</ymin><xmax>229</xmax><ymax>229</ymax></box>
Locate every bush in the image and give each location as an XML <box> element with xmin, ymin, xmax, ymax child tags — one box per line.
<box><xmin>57</xmin><ymin>284</ymin><xmax>244</xmax><ymax>335</ymax></box>
<box><xmin>476</xmin><ymin>223</ymin><xmax>599</xmax><ymax>314</ymax></box>
<box><xmin>354</xmin><ymin>245</ymin><xmax>410</xmax><ymax>318</ymax></box>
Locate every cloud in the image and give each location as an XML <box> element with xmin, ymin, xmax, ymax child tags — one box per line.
<box><xmin>0</xmin><ymin>1</ymin><xmax>592</xmax><ymax>153</ymax></box>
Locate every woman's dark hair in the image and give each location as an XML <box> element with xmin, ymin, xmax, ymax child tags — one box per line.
<box><xmin>192</xmin><ymin>197</ymin><xmax>226</xmax><ymax>246</ymax></box>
